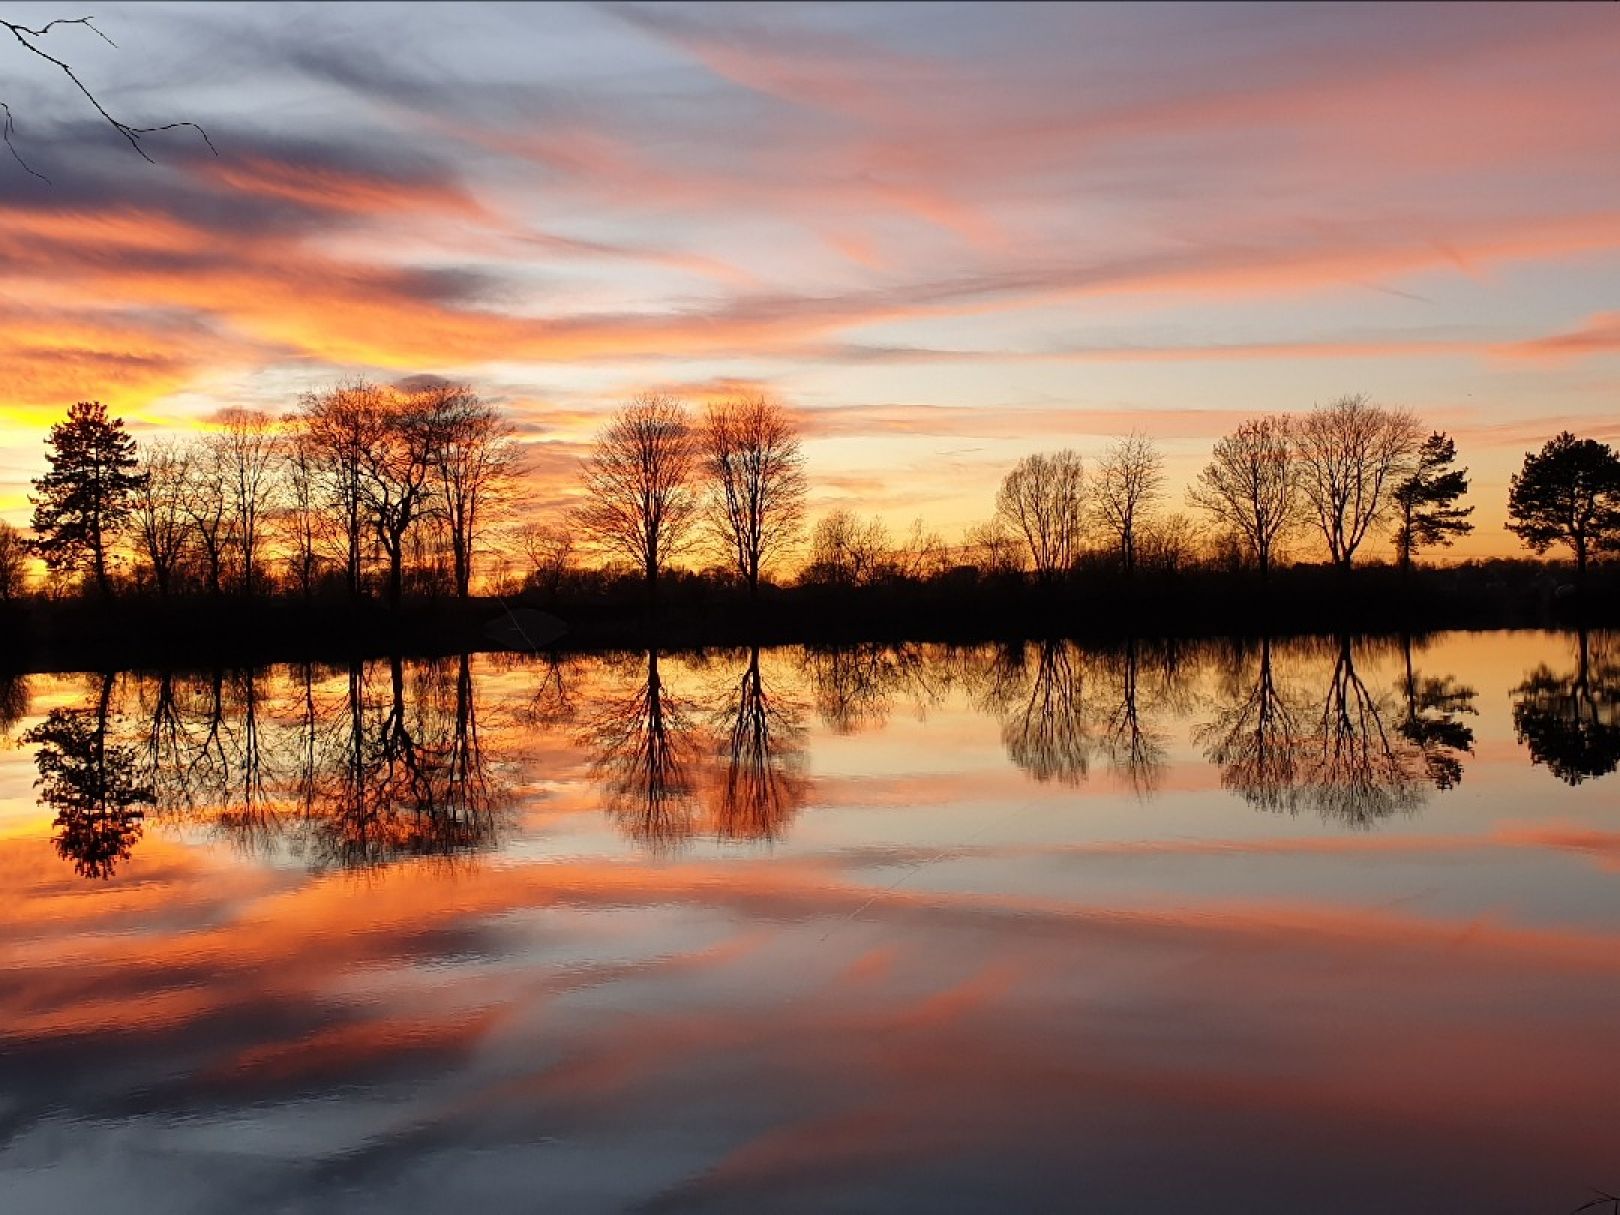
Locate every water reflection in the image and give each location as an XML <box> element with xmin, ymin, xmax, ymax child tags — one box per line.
<box><xmin>1305</xmin><ymin>636</ymin><xmax>1426</xmax><ymax>825</ymax></box>
<box><xmin>23</xmin><ymin>674</ymin><xmax>153</xmax><ymax>878</ymax></box>
<box><xmin>20</xmin><ymin>634</ymin><xmax>1617</xmax><ymax>879</ymax></box>
<box><xmin>1396</xmin><ymin>635</ymin><xmax>1477</xmax><ymax>791</ymax></box>
<box><xmin>1196</xmin><ymin>637</ymin><xmax>1304</xmax><ymax>813</ymax></box>
<box><xmin>708</xmin><ymin>646</ymin><xmax>808</xmax><ymax>842</ymax></box>
<box><xmin>1197</xmin><ymin>635</ymin><xmax>1475</xmax><ymax>825</ymax></box>
<box><xmin>316</xmin><ymin>656</ymin><xmax>509</xmax><ymax>867</ymax></box>
<box><xmin>0</xmin><ymin>670</ymin><xmax>28</xmax><ymax>740</ymax></box>
<box><xmin>1513</xmin><ymin>629</ymin><xmax>1620</xmax><ymax>785</ymax></box>
<box><xmin>25</xmin><ymin>657</ymin><xmax>517</xmax><ymax>876</ymax></box>
<box><xmin>8</xmin><ymin>632</ymin><xmax>1620</xmax><ymax>1214</ymax></box>
<box><xmin>981</xmin><ymin>640</ymin><xmax>1092</xmax><ymax>785</ymax></box>
<box><xmin>579</xmin><ymin>648</ymin><xmax>706</xmax><ymax>852</ymax></box>
<box><xmin>804</xmin><ymin>642</ymin><xmax>948</xmax><ymax>735</ymax></box>
<box><xmin>1093</xmin><ymin>639</ymin><xmax>1175</xmax><ymax>795</ymax></box>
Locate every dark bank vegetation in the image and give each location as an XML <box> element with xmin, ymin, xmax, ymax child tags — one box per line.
<box><xmin>4</xmin><ymin>385</ymin><xmax>1619</xmax><ymax>670</ymax></box>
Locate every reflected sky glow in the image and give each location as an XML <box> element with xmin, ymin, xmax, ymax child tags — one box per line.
<box><xmin>2</xmin><ymin>632</ymin><xmax>1619</xmax><ymax>1211</ymax></box>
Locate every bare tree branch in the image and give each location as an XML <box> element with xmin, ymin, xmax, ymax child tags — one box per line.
<box><xmin>3</xmin><ymin>13</ymin><xmax>218</xmax><ymax>182</ymax></box>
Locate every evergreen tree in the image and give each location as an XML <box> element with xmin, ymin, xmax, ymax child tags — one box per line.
<box><xmin>1393</xmin><ymin>431</ymin><xmax>1473</xmax><ymax>571</ymax></box>
<box><xmin>29</xmin><ymin>401</ymin><xmax>145</xmax><ymax>596</ymax></box>
<box><xmin>1505</xmin><ymin>432</ymin><xmax>1620</xmax><ymax>580</ymax></box>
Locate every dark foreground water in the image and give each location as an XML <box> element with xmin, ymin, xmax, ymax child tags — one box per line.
<box><xmin>2</xmin><ymin>631</ymin><xmax>1617</xmax><ymax>1213</ymax></box>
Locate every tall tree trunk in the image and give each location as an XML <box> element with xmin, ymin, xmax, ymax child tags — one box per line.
<box><xmin>388</xmin><ymin>546</ymin><xmax>404</xmax><ymax>607</ymax></box>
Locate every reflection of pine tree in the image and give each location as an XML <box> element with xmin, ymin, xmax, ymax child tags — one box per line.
<box><xmin>707</xmin><ymin>647</ymin><xmax>807</xmax><ymax>843</ymax></box>
<box><xmin>24</xmin><ymin>675</ymin><xmax>153</xmax><ymax>879</ymax></box>
<box><xmin>1512</xmin><ymin>631</ymin><xmax>1620</xmax><ymax>786</ymax></box>
<box><xmin>1396</xmin><ymin>636</ymin><xmax>1477</xmax><ymax>791</ymax></box>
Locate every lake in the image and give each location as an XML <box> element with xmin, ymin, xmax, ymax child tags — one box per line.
<box><xmin>2</xmin><ymin>631</ymin><xmax>1618</xmax><ymax>1213</ymax></box>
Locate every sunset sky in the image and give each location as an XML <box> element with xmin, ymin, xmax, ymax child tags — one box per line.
<box><xmin>3</xmin><ymin>1</ymin><xmax>1618</xmax><ymax>560</ymax></box>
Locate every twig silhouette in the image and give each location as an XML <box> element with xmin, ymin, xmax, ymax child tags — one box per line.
<box><xmin>1572</xmin><ymin>1188</ymin><xmax>1620</xmax><ymax>1214</ymax></box>
<box><xmin>3</xmin><ymin>13</ymin><xmax>216</xmax><ymax>182</ymax></box>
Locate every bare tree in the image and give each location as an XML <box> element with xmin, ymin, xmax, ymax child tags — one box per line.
<box><xmin>426</xmin><ymin>387</ymin><xmax>519</xmax><ymax>599</ymax></box>
<box><xmin>360</xmin><ymin>389</ymin><xmax>439</xmax><ymax>607</ymax></box>
<box><xmin>1138</xmin><ymin>511</ymin><xmax>1205</xmax><ymax>574</ymax></box>
<box><xmin>295</xmin><ymin>380</ymin><xmax>389</xmax><ymax>598</ymax></box>
<box><xmin>1187</xmin><ymin>416</ymin><xmax>1297</xmax><ymax>578</ymax></box>
<box><xmin>573</xmin><ymin>394</ymin><xmax>699</xmax><ymax>599</ymax></box>
<box><xmin>994</xmin><ymin>450</ymin><xmax>1085</xmax><ymax>578</ymax></box>
<box><xmin>964</xmin><ymin>518</ymin><xmax>1023</xmax><ymax>575</ymax></box>
<box><xmin>892</xmin><ymin>518</ymin><xmax>948</xmax><ymax>581</ymax></box>
<box><xmin>280</xmin><ymin>422</ymin><xmax>324</xmax><ymax>599</ymax></box>
<box><xmin>1092</xmin><ymin>432</ymin><xmax>1164</xmax><ymax>574</ymax></box>
<box><xmin>1292</xmin><ymin>395</ymin><xmax>1420</xmax><ymax>570</ymax></box>
<box><xmin>214</xmin><ymin>409</ymin><xmax>279</xmax><ymax>596</ymax></box>
<box><xmin>701</xmin><ymin>396</ymin><xmax>807</xmax><ymax>598</ymax></box>
<box><xmin>518</xmin><ymin>523</ymin><xmax>576</xmax><ymax>597</ymax></box>
<box><xmin>183</xmin><ymin>446</ymin><xmax>232</xmax><ymax>597</ymax></box>
<box><xmin>806</xmin><ymin>510</ymin><xmax>891</xmax><ymax>586</ymax></box>
<box><xmin>131</xmin><ymin>441</ymin><xmax>191</xmax><ymax>597</ymax></box>
<box><xmin>0</xmin><ymin>520</ymin><xmax>27</xmax><ymax>600</ymax></box>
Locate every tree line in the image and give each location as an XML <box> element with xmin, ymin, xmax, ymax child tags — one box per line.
<box><xmin>6</xmin><ymin>386</ymin><xmax>1619</xmax><ymax>607</ymax></box>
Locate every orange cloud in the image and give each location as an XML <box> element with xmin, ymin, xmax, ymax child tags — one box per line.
<box><xmin>1498</xmin><ymin>312</ymin><xmax>1620</xmax><ymax>360</ymax></box>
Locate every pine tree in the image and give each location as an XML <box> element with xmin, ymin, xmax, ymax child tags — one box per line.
<box><xmin>30</xmin><ymin>401</ymin><xmax>146</xmax><ymax>597</ymax></box>
<box><xmin>1506</xmin><ymin>432</ymin><xmax>1620</xmax><ymax>581</ymax></box>
<box><xmin>1393</xmin><ymin>431</ymin><xmax>1473</xmax><ymax>571</ymax></box>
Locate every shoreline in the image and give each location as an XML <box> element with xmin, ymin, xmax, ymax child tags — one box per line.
<box><xmin>2</xmin><ymin>561</ymin><xmax>1613</xmax><ymax>674</ymax></box>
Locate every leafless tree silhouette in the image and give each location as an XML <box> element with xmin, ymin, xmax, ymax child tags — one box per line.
<box><xmin>1187</xmin><ymin>417</ymin><xmax>1297</xmax><ymax>577</ymax></box>
<box><xmin>702</xmin><ymin>397</ymin><xmax>807</xmax><ymax>598</ymax></box>
<box><xmin>1093</xmin><ymin>433</ymin><xmax>1164</xmax><ymax>575</ymax></box>
<box><xmin>574</xmin><ymin>394</ymin><xmax>699</xmax><ymax>600</ymax></box>
<box><xmin>1292</xmin><ymin>395</ymin><xmax>1420</xmax><ymax>571</ymax></box>
<box><xmin>995</xmin><ymin>450</ymin><xmax>1086</xmax><ymax>578</ymax></box>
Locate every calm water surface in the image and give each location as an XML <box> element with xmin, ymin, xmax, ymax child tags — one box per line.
<box><xmin>2</xmin><ymin>631</ymin><xmax>1618</xmax><ymax>1213</ymax></box>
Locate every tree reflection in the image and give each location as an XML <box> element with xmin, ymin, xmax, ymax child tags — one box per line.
<box><xmin>0</xmin><ymin>671</ymin><xmax>28</xmax><ymax>741</ymax></box>
<box><xmin>1512</xmin><ymin>630</ymin><xmax>1620</xmax><ymax>785</ymax></box>
<box><xmin>1303</xmin><ymin>636</ymin><xmax>1425</xmax><ymax>825</ymax></box>
<box><xmin>1195</xmin><ymin>637</ymin><xmax>1304</xmax><ymax>813</ymax></box>
<box><xmin>580</xmin><ymin>649</ymin><xmax>705</xmax><ymax>852</ymax></box>
<box><xmin>1199</xmin><ymin>636</ymin><xmax>1445</xmax><ymax>824</ymax></box>
<box><xmin>23</xmin><ymin>674</ymin><xmax>154</xmax><ymax>879</ymax></box>
<box><xmin>309</xmin><ymin>655</ymin><xmax>508</xmax><ymax>868</ymax></box>
<box><xmin>983</xmin><ymin>640</ymin><xmax>1091</xmax><ymax>786</ymax></box>
<box><xmin>1396</xmin><ymin>635</ymin><xmax>1476</xmax><ymax>790</ymax></box>
<box><xmin>1093</xmin><ymin>639</ymin><xmax>1168</xmax><ymax>796</ymax></box>
<box><xmin>801</xmin><ymin>643</ymin><xmax>945</xmax><ymax>735</ymax></box>
<box><xmin>48</xmin><ymin>656</ymin><xmax>521</xmax><ymax>873</ymax></box>
<box><xmin>707</xmin><ymin>646</ymin><xmax>807</xmax><ymax>842</ymax></box>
